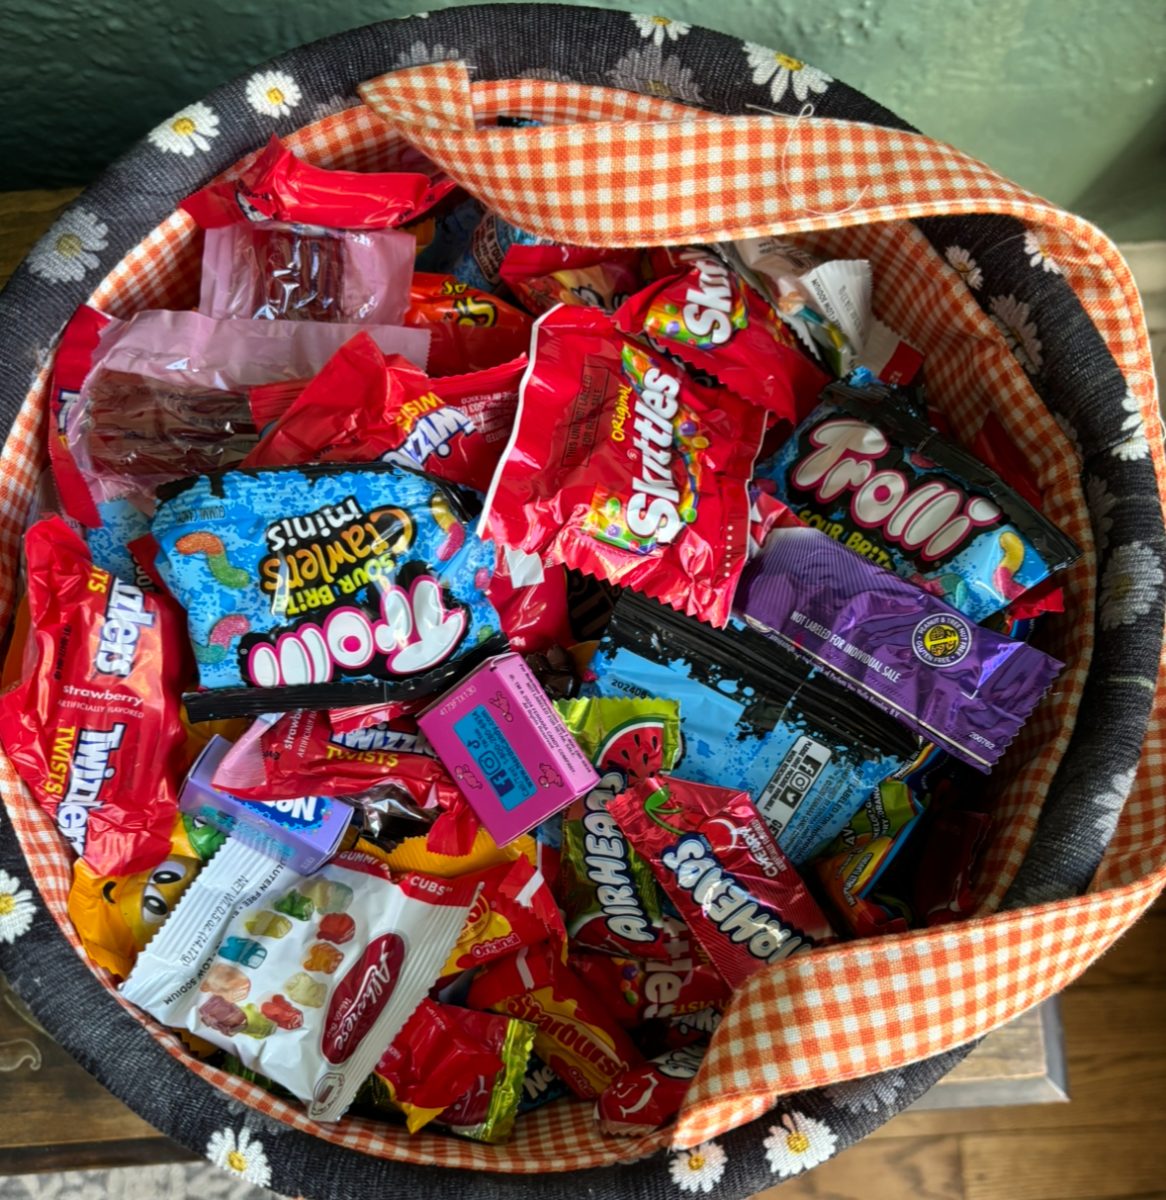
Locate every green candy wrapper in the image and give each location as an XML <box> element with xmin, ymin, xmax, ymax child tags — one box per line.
<box><xmin>555</xmin><ymin>697</ymin><xmax>682</xmax><ymax>958</ymax></box>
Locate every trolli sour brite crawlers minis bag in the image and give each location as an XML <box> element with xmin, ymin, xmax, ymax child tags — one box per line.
<box><xmin>754</xmin><ymin>381</ymin><xmax>1080</xmax><ymax>621</ymax></box>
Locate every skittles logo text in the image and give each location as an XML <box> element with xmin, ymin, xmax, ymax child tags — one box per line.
<box><xmin>660</xmin><ymin>834</ymin><xmax>806</xmax><ymax>965</ymax></box>
<box><xmin>259</xmin><ymin>496</ymin><xmax>414</xmax><ymax>618</ymax></box>
<box><xmin>579</xmin><ymin>769</ymin><xmax>656</xmax><ymax>945</ymax></box>
<box><xmin>624</xmin><ymin>366</ymin><xmax>686</xmax><ymax>544</ymax></box>
<box><xmin>678</xmin><ymin>252</ymin><xmax>736</xmax><ymax>345</ymax></box>
<box><xmin>790</xmin><ymin>418</ymin><xmax>1002</xmax><ymax>564</ymax></box>
<box><xmin>49</xmin><ymin>724</ymin><xmax>126</xmax><ymax>856</ymax></box>
<box><xmin>94</xmin><ymin>576</ymin><xmax>155</xmax><ymax>678</ymax></box>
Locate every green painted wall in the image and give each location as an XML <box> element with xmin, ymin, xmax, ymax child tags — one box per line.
<box><xmin>1</xmin><ymin>0</ymin><xmax>1163</xmax><ymax>240</ymax></box>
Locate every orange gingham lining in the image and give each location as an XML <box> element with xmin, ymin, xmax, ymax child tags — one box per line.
<box><xmin>0</xmin><ymin>69</ymin><xmax>1160</xmax><ymax>1169</ymax></box>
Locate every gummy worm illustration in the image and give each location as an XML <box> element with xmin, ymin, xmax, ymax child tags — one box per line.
<box><xmin>193</xmin><ymin>614</ymin><xmax>252</xmax><ymax>666</ymax></box>
<box><xmin>429</xmin><ymin>493</ymin><xmax>466</xmax><ymax>562</ymax></box>
<box><xmin>993</xmin><ymin>531</ymin><xmax>1027</xmax><ymax>601</ymax></box>
<box><xmin>175</xmin><ymin>532</ymin><xmax>251</xmax><ymax>589</ymax></box>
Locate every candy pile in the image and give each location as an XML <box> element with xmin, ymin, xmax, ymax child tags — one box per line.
<box><xmin>0</xmin><ymin>138</ymin><xmax>1080</xmax><ymax>1140</ymax></box>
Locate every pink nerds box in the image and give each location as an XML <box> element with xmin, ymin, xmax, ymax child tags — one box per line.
<box><xmin>418</xmin><ymin>653</ymin><xmax>599</xmax><ymax>844</ymax></box>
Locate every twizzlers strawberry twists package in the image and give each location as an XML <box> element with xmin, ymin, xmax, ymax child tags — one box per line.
<box><xmin>481</xmin><ymin>306</ymin><xmax>766</xmax><ymax>627</ymax></box>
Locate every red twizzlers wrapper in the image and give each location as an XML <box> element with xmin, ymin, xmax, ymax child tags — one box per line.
<box><xmin>467</xmin><ymin>942</ymin><xmax>643</xmax><ymax>1099</ymax></box>
<box><xmin>482</xmin><ymin>306</ymin><xmax>766</xmax><ymax>626</ymax></box>
<box><xmin>48</xmin><ymin>305</ymin><xmax>108</xmax><ymax>526</ymax></box>
<box><xmin>596</xmin><ymin>1043</ymin><xmax>706</xmax><ymax>1136</ymax></box>
<box><xmin>609</xmin><ymin>776</ymin><xmax>835</xmax><ymax>988</ymax></box>
<box><xmin>243</xmin><ymin>333</ymin><xmax>499</xmax><ymax>492</ymax></box>
<box><xmin>0</xmin><ymin>517</ymin><xmax>188</xmax><ymax>876</ymax></box>
<box><xmin>614</xmin><ymin>248</ymin><xmax>830</xmax><ymax>424</ymax></box>
<box><xmin>406</xmin><ymin>273</ymin><xmax>532</xmax><ymax>375</ymax></box>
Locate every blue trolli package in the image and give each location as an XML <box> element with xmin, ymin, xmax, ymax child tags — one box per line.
<box><xmin>151</xmin><ymin>463</ymin><xmax>505</xmax><ymax>721</ymax></box>
<box><xmin>587</xmin><ymin>591</ymin><xmax>920</xmax><ymax>866</ymax></box>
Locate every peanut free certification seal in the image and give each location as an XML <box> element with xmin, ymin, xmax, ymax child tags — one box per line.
<box><xmin>911</xmin><ymin>613</ymin><xmax>972</xmax><ymax>667</ymax></box>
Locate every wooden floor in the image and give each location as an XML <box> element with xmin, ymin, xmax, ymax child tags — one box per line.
<box><xmin>755</xmin><ymin>903</ymin><xmax>1166</xmax><ymax>1200</ymax></box>
<box><xmin>2</xmin><ymin>190</ymin><xmax>1164</xmax><ymax>1200</ymax></box>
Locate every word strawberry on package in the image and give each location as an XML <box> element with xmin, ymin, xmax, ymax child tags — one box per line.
<box><xmin>182</xmin><ymin>136</ymin><xmax>455</xmax><ymax>324</ymax></box>
<box><xmin>613</xmin><ymin>246</ymin><xmax>830</xmax><ymax>424</ymax></box>
<box><xmin>609</xmin><ymin>776</ymin><xmax>836</xmax><ymax>987</ymax></box>
<box><xmin>243</xmin><ymin>333</ymin><xmax>502</xmax><ymax>493</ymax></box>
<box><xmin>121</xmin><ymin>839</ymin><xmax>479</xmax><ymax>1121</ymax></box>
<box><xmin>0</xmin><ymin>517</ymin><xmax>189</xmax><ymax>877</ymax></box>
<box><xmin>149</xmin><ymin>463</ymin><xmax>505</xmax><ymax>720</ymax></box>
<box><xmin>481</xmin><ymin>305</ymin><xmax>767</xmax><ymax>627</ymax></box>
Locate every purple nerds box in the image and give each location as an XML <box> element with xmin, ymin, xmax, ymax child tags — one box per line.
<box><xmin>735</xmin><ymin>526</ymin><xmax>1063</xmax><ymax>772</ymax></box>
<box><xmin>418</xmin><ymin>653</ymin><xmax>599</xmax><ymax>845</ymax></box>
<box><xmin>179</xmin><ymin>737</ymin><xmax>354</xmax><ymax>873</ymax></box>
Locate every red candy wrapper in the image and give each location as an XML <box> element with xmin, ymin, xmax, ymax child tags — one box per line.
<box><xmin>441</xmin><ymin>856</ymin><xmax>566</xmax><ymax>979</ymax></box>
<box><xmin>614</xmin><ymin>248</ymin><xmax>830</xmax><ymax>423</ymax></box>
<box><xmin>482</xmin><ymin>306</ymin><xmax>766</xmax><ymax>627</ymax></box>
<box><xmin>499</xmin><ymin>244</ymin><xmax>649</xmax><ymax>316</ymax></box>
<box><xmin>362</xmin><ymin>998</ymin><xmax>504</xmax><ymax>1132</ymax></box>
<box><xmin>405</xmin><ymin>273</ymin><xmax>532</xmax><ymax>375</ymax></box>
<box><xmin>181</xmin><ymin>136</ymin><xmax>455</xmax><ymax>231</ymax></box>
<box><xmin>609</xmin><ymin>776</ymin><xmax>835</xmax><ymax>988</ymax></box>
<box><xmin>467</xmin><ymin>942</ymin><xmax>643</xmax><ymax>1099</ymax></box>
<box><xmin>596</xmin><ymin>1043</ymin><xmax>706</xmax><ymax>1136</ymax></box>
<box><xmin>486</xmin><ymin>552</ymin><xmax>574</xmax><ymax>656</ymax></box>
<box><xmin>0</xmin><ymin>517</ymin><xmax>188</xmax><ymax>876</ymax></box>
<box><xmin>569</xmin><ymin>926</ymin><xmax>729</xmax><ymax>1030</ymax></box>
<box><xmin>243</xmin><ymin>332</ymin><xmax>500</xmax><ymax>492</ymax></box>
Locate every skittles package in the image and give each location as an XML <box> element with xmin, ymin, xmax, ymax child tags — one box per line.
<box><xmin>68</xmin><ymin>812</ymin><xmax>225</xmax><ymax>978</ymax></box>
<box><xmin>609</xmin><ymin>777</ymin><xmax>835</xmax><ymax>987</ymax></box>
<box><xmin>754</xmin><ymin>381</ymin><xmax>1080</xmax><ymax>620</ymax></box>
<box><xmin>555</xmin><ymin>697</ymin><xmax>682</xmax><ymax>957</ymax></box>
<box><xmin>482</xmin><ymin>306</ymin><xmax>766</xmax><ymax>627</ymax></box>
<box><xmin>150</xmin><ymin>464</ymin><xmax>505</xmax><ymax>720</ymax></box>
<box><xmin>590</xmin><ymin>592</ymin><xmax>918</xmax><ymax>865</ymax></box>
<box><xmin>614</xmin><ymin>247</ymin><xmax>830</xmax><ymax>423</ymax></box>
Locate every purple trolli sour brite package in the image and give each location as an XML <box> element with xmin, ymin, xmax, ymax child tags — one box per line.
<box><xmin>735</xmin><ymin>525</ymin><xmax>1064</xmax><ymax>772</ymax></box>
<box><xmin>753</xmin><ymin>382</ymin><xmax>1080</xmax><ymax>622</ymax></box>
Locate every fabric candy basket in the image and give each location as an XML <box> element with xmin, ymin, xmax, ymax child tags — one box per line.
<box><xmin>0</xmin><ymin>6</ymin><xmax>1163</xmax><ymax>1196</ymax></box>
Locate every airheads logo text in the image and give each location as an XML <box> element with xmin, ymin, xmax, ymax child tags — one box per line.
<box><xmin>622</xmin><ymin>364</ymin><xmax>685</xmax><ymax>544</ymax></box>
<box><xmin>94</xmin><ymin>578</ymin><xmax>156</xmax><ymax>678</ymax></box>
<box><xmin>50</xmin><ymin>724</ymin><xmax>126</xmax><ymax>856</ymax></box>
<box><xmin>660</xmin><ymin>834</ymin><xmax>807</xmax><ymax>965</ymax></box>
<box><xmin>790</xmin><ymin>417</ymin><xmax>1002</xmax><ymax>563</ymax></box>
<box><xmin>322</xmin><ymin>932</ymin><xmax>404</xmax><ymax>1064</ymax></box>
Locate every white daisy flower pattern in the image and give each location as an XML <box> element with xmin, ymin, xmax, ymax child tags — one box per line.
<box><xmin>15</xmin><ymin>1170</ymin><xmax>107</xmax><ymax>1200</ymax></box>
<box><xmin>1099</xmin><ymin>542</ymin><xmax>1164</xmax><ymax>631</ymax></box>
<box><xmin>608</xmin><ymin>46</ymin><xmax>705</xmax><ymax>104</ymax></box>
<box><xmin>667</xmin><ymin>1140</ymin><xmax>727</xmax><ymax>1193</ymax></box>
<box><xmin>631</xmin><ymin>14</ymin><xmax>692</xmax><ymax>46</ymax></box>
<box><xmin>27</xmin><ymin>208</ymin><xmax>108</xmax><ymax>284</ymax></box>
<box><xmin>147</xmin><ymin>102</ymin><xmax>220</xmax><ymax>156</ymax></box>
<box><xmin>744</xmin><ymin>43</ymin><xmax>832</xmax><ymax>104</ymax></box>
<box><xmin>824</xmin><ymin>1070</ymin><xmax>907</xmax><ymax>1114</ymax></box>
<box><xmin>1112</xmin><ymin>386</ymin><xmax>1150</xmax><ymax>461</ymax></box>
<box><xmin>1091</xmin><ymin>765</ymin><xmax>1137</xmax><ymax>842</ymax></box>
<box><xmin>245</xmin><ymin>70</ymin><xmax>301</xmax><ymax>118</ymax></box>
<box><xmin>989</xmin><ymin>293</ymin><xmax>1043</xmax><ymax>373</ymax></box>
<box><xmin>763</xmin><ymin>1111</ymin><xmax>838</xmax><ymax>1177</ymax></box>
<box><xmin>1085</xmin><ymin>474</ymin><xmax>1117</xmax><ymax>555</ymax></box>
<box><xmin>1054</xmin><ymin>411</ymin><xmax>1083</xmax><ymax>462</ymax></box>
<box><xmin>393</xmin><ymin>41</ymin><xmax>460</xmax><ymax>70</ymax></box>
<box><xmin>1024</xmin><ymin>230</ymin><xmax>1063</xmax><ymax>275</ymax></box>
<box><xmin>944</xmin><ymin>245</ymin><xmax>983</xmax><ymax>290</ymax></box>
<box><xmin>0</xmin><ymin>869</ymin><xmax>35</xmax><ymax>944</ymax></box>
<box><xmin>205</xmin><ymin>1127</ymin><xmax>271</xmax><ymax>1188</ymax></box>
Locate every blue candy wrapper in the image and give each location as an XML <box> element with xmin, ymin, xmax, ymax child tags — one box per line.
<box><xmin>754</xmin><ymin>382</ymin><xmax>1079</xmax><ymax>621</ymax></box>
<box><xmin>587</xmin><ymin>592</ymin><xmax>918</xmax><ymax>866</ymax></box>
<box><xmin>451</xmin><ymin>213</ymin><xmax>542</xmax><ymax>293</ymax></box>
<box><xmin>151</xmin><ymin>464</ymin><xmax>505</xmax><ymax>721</ymax></box>
<box><xmin>87</xmin><ymin>498</ymin><xmax>152</xmax><ymax>586</ymax></box>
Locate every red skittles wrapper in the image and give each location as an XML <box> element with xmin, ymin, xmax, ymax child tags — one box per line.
<box><xmin>481</xmin><ymin>306</ymin><xmax>766</xmax><ymax>627</ymax></box>
<box><xmin>614</xmin><ymin>248</ymin><xmax>830</xmax><ymax>425</ymax></box>
<box><xmin>596</xmin><ymin>1042</ymin><xmax>707</xmax><ymax>1136</ymax></box>
<box><xmin>405</xmin><ymin>272</ymin><xmax>532</xmax><ymax>375</ymax></box>
<box><xmin>467</xmin><ymin>942</ymin><xmax>643</xmax><ymax>1099</ymax></box>
<box><xmin>0</xmin><ymin>517</ymin><xmax>188</xmax><ymax>877</ymax></box>
<box><xmin>499</xmin><ymin>243</ymin><xmax>649</xmax><ymax>316</ymax></box>
<box><xmin>609</xmin><ymin>776</ymin><xmax>835</xmax><ymax>988</ymax></box>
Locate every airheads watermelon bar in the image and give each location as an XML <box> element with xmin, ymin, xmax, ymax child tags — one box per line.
<box><xmin>480</xmin><ymin>305</ymin><xmax>766</xmax><ymax>627</ymax></box>
<box><xmin>608</xmin><ymin>776</ymin><xmax>836</xmax><ymax>988</ymax></box>
<box><xmin>589</xmin><ymin>592</ymin><xmax>918</xmax><ymax>866</ymax></box>
<box><xmin>554</xmin><ymin>697</ymin><xmax>682</xmax><ymax>958</ymax></box>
